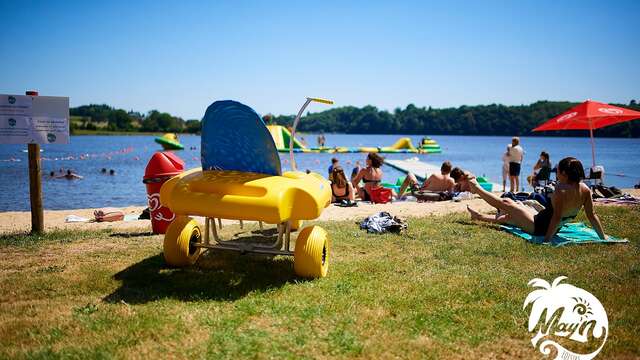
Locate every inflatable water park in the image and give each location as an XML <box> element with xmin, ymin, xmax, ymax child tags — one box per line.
<box><xmin>267</xmin><ymin>124</ymin><xmax>441</xmax><ymax>154</ymax></box>
<box><xmin>151</xmin><ymin>109</ymin><xmax>441</xmax><ymax>154</ymax></box>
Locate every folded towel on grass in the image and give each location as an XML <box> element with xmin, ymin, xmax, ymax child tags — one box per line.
<box><xmin>501</xmin><ymin>222</ymin><xmax>629</xmax><ymax>247</ymax></box>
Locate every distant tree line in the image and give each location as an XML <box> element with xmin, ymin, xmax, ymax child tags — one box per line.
<box><xmin>70</xmin><ymin>104</ymin><xmax>201</xmax><ymax>133</ymax></box>
<box><xmin>267</xmin><ymin>100</ymin><xmax>640</xmax><ymax>138</ymax></box>
<box><xmin>70</xmin><ymin>100</ymin><xmax>640</xmax><ymax>137</ymax></box>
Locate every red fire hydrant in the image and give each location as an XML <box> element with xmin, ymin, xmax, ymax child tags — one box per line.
<box><xmin>143</xmin><ymin>152</ymin><xmax>185</xmax><ymax>234</ymax></box>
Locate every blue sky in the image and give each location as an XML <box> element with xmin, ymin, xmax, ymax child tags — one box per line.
<box><xmin>1</xmin><ymin>0</ymin><xmax>638</xmax><ymax>119</ymax></box>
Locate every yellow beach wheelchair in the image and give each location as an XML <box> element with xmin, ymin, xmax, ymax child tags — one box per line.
<box><xmin>160</xmin><ymin>98</ymin><xmax>333</xmax><ymax>278</ymax></box>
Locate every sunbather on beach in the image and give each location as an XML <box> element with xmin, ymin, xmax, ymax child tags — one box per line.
<box><xmin>466</xmin><ymin>157</ymin><xmax>606</xmax><ymax>241</ymax></box>
<box><xmin>450</xmin><ymin>167</ymin><xmax>474</xmax><ymax>192</ymax></box>
<box><xmin>330</xmin><ymin>166</ymin><xmax>355</xmax><ymax>203</ymax></box>
<box><xmin>352</xmin><ymin>152</ymin><xmax>388</xmax><ymax>201</ymax></box>
<box><xmin>397</xmin><ymin>161</ymin><xmax>455</xmax><ymax>197</ymax></box>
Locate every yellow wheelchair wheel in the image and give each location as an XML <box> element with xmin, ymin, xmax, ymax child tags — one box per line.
<box><xmin>163</xmin><ymin>216</ymin><xmax>202</xmax><ymax>267</ymax></box>
<box><xmin>294</xmin><ymin>226</ymin><xmax>329</xmax><ymax>278</ymax></box>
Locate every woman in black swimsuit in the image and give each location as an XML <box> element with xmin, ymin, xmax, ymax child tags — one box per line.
<box><xmin>351</xmin><ymin>152</ymin><xmax>384</xmax><ymax>201</ymax></box>
<box><xmin>466</xmin><ymin>157</ymin><xmax>606</xmax><ymax>241</ymax></box>
<box><xmin>330</xmin><ymin>166</ymin><xmax>355</xmax><ymax>203</ymax></box>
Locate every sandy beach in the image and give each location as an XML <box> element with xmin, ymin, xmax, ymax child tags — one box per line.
<box><xmin>0</xmin><ymin>199</ymin><xmax>495</xmax><ymax>234</ymax></box>
<box><xmin>1</xmin><ymin>189</ymin><xmax>637</xmax><ymax>234</ymax></box>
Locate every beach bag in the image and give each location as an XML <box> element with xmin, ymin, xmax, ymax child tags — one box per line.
<box><xmin>369</xmin><ymin>187</ymin><xmax>393</xmax><ymax>204</ymax></box>
<box><xmin>94</xmin><ymin>208</ymin><xmax>125</xmax><ymax>222</ymax></box>
<box><xmin>593</xmin><ymin>185</ymin><xmax>621</xmax><ymax>199</ymax></box>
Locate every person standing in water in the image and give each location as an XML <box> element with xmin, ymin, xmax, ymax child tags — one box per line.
<box><xmin>507</xmin><ymin>137</ymin><xmax>524</xmax><ymax>192</ymax></box>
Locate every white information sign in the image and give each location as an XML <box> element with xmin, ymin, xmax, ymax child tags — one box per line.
<box><xmin>0</xmin><ymin>94</ymin><xmax>69</xmax><ymax>144</ymax></box>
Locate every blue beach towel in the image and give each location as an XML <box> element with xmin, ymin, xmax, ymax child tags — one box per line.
<box><xmin>501</xmin><ymin>222</ymin><xmax>628</xmax><ymax>247</ymax></box>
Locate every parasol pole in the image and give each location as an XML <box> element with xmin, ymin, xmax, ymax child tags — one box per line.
<box><xmin>589</xmin><ymin>118</ymin><xmax>596</xmax><ymax>168</ymax></box>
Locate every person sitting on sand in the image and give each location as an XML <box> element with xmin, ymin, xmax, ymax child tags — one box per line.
<box><xmin>330</xmin><ymin>166</ymin><xmax>355</xmax><ymax>203</ymax></box>
<box><xmin>450</xmin><ymin>167</ymin><xmax>474</xmax><ymax>192</ymax></box>
<box><xmin>58</xmin><ymin>169</ymin><xmax>83</xmax><ymax>180</ymax></box>
<box><xmin>527</xmin><ymin>151</ymin><xmax>551</xmax><ymax>187</ymax></box>
<box><xmin>352</xmin><ymin>153</ymin><xmax>388</xmax><ymax>201</ymax></box>
<box><xmin>397</xmin><ymin>161</ymin><xmax>456</xmax><ymax>197</ymax></box>
<box><xmin>466</xmin><ymin>157</ymin><xmax>606</xmax><ymax>242</ymax></box>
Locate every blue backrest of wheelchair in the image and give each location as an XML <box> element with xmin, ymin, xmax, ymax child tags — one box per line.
<box><xmin>201</xmin><ymin>100</ymin><xmax>281</xmax><ymax>176</ymax></box>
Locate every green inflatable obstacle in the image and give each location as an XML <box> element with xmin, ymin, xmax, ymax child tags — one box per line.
<box><xmin>155</xmin><ymin>133</ymin><xmax>184</xmax><ymax>150</ymax></box>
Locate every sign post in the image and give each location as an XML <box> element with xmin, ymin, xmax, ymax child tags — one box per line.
<box><xmin>0</xmin><ymin>91</ymin><xmax>69</xmax><ymax>233</ymax></box>
<box><xmin>26</xmin><ymin>91</ymin><xmax>44</xmax><ymax>233</ymax></box>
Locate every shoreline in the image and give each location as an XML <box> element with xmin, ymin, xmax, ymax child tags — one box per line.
<box><xmin>2</xmin><ymin>188</ymin><xmax>638</xmax><ymax>235</ymax></box>
<box><xmin>0</xmin><ymin>199</ymin><xmax>498</xmax><ymax>234</ymax></box>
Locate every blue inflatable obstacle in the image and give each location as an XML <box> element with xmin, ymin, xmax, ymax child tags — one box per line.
<box><xmin>201</xmin><ymin>100</ymin><xmax>282</xmax><ymax>176</ymax></box>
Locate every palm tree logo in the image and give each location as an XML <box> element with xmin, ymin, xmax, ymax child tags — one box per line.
<box><xmin>523</xmin><ymin>276</ymin><xmax>608</xmax><ymax>359</ymax></box>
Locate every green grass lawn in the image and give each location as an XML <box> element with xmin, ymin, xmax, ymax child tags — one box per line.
<box><xmin>0</xmin><ymin>206</ymin><xmax>638</xmax><ymax>359</ymax></box>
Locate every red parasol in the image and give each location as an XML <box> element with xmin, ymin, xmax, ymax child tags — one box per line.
<box><xmin>533</xmin><ymin>100</ymin><xmax>640</xmax><ymax>167</ymax></box>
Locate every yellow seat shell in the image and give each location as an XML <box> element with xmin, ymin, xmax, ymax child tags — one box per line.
<box><xmin>160</xmin><ymin>168</ymin><xmax>331</xmax><ymax>224</ymax></box>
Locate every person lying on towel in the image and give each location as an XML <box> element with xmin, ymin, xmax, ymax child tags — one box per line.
<box><xmin>397</xmin><ymin>161</ymin><xmax>456</xmax><ymax>201</ymax></box>
<box><xmin>466</xmin><ymin>157</ymin><xmax>607</xmax><ymax>242</ymax></box>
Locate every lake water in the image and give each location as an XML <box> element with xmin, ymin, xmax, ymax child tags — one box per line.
<box><xmin>1</xmin><ymin>134</ymin><xmax>639</xmax><ymax>211</ymax></box>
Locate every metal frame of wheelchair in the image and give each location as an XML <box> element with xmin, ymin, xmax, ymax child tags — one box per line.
<box><xmin>165</xmin><ymin>216</ymin><xmax>329</xmax><ymax>278</ymax></box>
